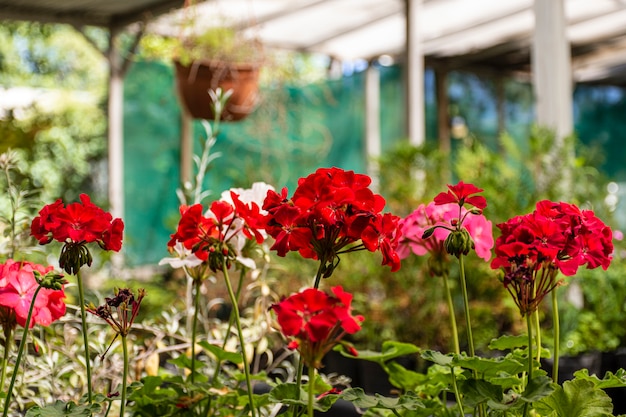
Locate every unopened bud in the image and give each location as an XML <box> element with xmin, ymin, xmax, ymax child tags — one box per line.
<box><xmin>422</xmin><ymin>227</ymin><xmax>436</xmax><ymax>239</ymax></box>
<box><xmin>444</xmin><ymin>229</ymin><xmax>473</xmax><ymax>258</ymax></box>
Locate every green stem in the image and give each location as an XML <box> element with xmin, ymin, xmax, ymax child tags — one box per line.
<box><xmin>0</xmin><ymin>327</ymin><xmax>12</xmax><ymax>393</ymax></box>
<box><xmin>442</xmin><ymin>271</ymin><xmax>460</xmax><ymax>354</ymax></box>
<box><xmin>2</xmin><ymin>286</ymin><xmax>42</xmax><ymax>417</ymax></box>
<box><xmin>76</xmin><ymin>270</ymin><xmax>93</xmax><ymax>404</ymax></box>
<box><xmin>450</xmin><ymin>366</ymin><xmax>465</xmax><ymax>417</ymax></box>
<box><xmin>458</xmin><ymin>255</ymin><xmax>484</xmax><ymax>417</ymax></box>
<box><xmin>212</xmin><ymin>268</ymin><xmax>246</xmax><ymax>383</ymax></box>
<box><xmin>191</xmin><ymin>279</ymin><xmax>201</xmax><ymax>383</ymax></box>
<box><xmin>222</xmin><ymin>262</ymin><xmax>256</xmax><ymax>417</ymax></box>
<box><xmin>551</xmin><ymin>289</ymin><xmax>560</xmax><ymax>383</ymax></box>
<box><xmin>120</xmin><ymin>334</ymin><xmax>128</xmax><ymax>417</ymax></box>
<box><xmin>308</xmin><ymin>366</ymin><xmax>315</xmax><ymax>417</ymax></box>
<box><xmin>522</xmin><ymin>313</ymin><xmax>534</xmax><ymax>417</ymax></box>
<box><xmin>293</xmin><ymin>260</ymin><xmax>326</xmax><ymax>417</ymax></box>
<box><xmin>457</xmin><ymin>255</ymin><xmax>475</xmax><ymax>357</ymax></box>
<box><xmin>534</xmin><ymin>308</ymin><xmax>542</xmax><ymax>364</ymax></box>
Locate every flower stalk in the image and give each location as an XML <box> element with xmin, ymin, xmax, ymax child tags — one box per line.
<box><xmin>441</xmin><ymin>270</ymin><xmax>460</xmax><ymax>355</ymax></box>
<box><xmin>76</xmin><ymin>270</ymin><xmax>93</xmax><ymax>403</ymax></box>
<box><xmin>551</xmin><ymin>289</ymin><xmax>560</xmax><ymax>382</ymax></box>
<box><xmin>2</xmin><ymin>285</ymin><xmax>42</xmax><ymax>417</ymax></box>
<box><xmin>222</xmin><ymin>261</ymin><xmax>256</xmax><ymax>417</ymax></box>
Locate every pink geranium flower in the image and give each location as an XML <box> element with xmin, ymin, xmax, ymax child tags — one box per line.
<box><xmin>399</xmin><ymin>202</ymin><xmax>493</xmax><ymax>263</ymax></box>
<box><xmin>0</xmin><ymin>260</ymin><xmax>66</xmax><ymax>328</ymax></box>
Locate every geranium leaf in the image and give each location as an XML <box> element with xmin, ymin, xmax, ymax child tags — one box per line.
<box><xmin>453</xmin><ymin>355</ymin><xmax>526</xmax><ymax>376</ymax></box>
<box><xmin>25</xmin><ymin>401</ymin><xmax>101</xmax><ymax>417</ymax></box>
<box><xmin>572</xmin><ymin>368</ymin><xmax>626</xmax><ymax>389</ymax></box>
<box><xmin>534</xmin><ymin>378</ymin><xmax>613</xmax><ymax>417</ymax></box>
<box><xmin>489</xmin><ymin>334</ymin><xmax>529</xmax><ymax>350</ymax></box>
<box><xmin>386</xmin><ymin>361</ymin><xmax>430</xmax><ymax>391</ymax></box>
<box><xmin>422</xmin><ymin>350</ymin><xmax>454</xmax><ymax>366</ymax></box>
<box><xmin>340</xmin><ymin>388</ymin><xmax>425</xmax><ymax>411</ymax></box>
<box><xmin>340</xmin><ymin>341</ymin><xmax>420</xmax><ymax>364</ymax></box>
<box><xmin>268</xmin><ymin>383</ymin><xmax>338</xmax><ymax>412</ymax></box>
<box><xmin>458</xmin><ymin>379</ymin><xmax>503</xmax><ymax>408</ymax></box>
<box><xmin>521</xmin><ymin>375</ymin><xmax>555</xmax><ymax>402</ymax></box>
<box><xmin>198</xmin><ymin>340</ymin><xmax>244</xmax><ymax>364</ymax></box>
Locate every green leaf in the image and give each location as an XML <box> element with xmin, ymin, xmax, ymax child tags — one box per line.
<box><xmin>422</xmin><ymin>350</ymin><xmax>454</xmax><ymax>367</ymax></box>
<box><xmin>572</xmin><ymin>368</ymin><xmax>626</xmax><ymax>389</ymax></box>
<box><xmin>25</xmin><ymin>401</ymin><xmax>101</xmax><ymax>417</ymax></box>
<box><xmin>458</xmin><ymin>379</ymin><xmax>503</xmax><ymax>408</ymax></box>
<box><xmin>268</xmin><ymin>383</ymin><xmax>338</xmax><ymax>412</ymax></box>
<box><xmin>521</xmin><ymin>375</ymin><xmax>555</xmax><ymax>402</ymax></box>
<box><xmin>488</xmin><ymin>334</ymin><xmax>529</xmax><ymax>350</ymax></box>
<box><xmin>385</xmin><ymin>361</ymin><xmax>430</xmax><ymax>391</ymax></box>
<box><xmin>340</xmin><ymin>341</ymin><xmax>420</xmax><ymax>365</ymax></box>
<box><xmin>453</xmin><ymin>355</ymin><xmax>526</xmax><ymax>376</ymax></box>
<box><xmin>535</xmin><ymin>378</ymin><xmax>613</xmax><ymax>417</ymax></box>
<box><xmin>198</xmin><ymin>340</ymin><xmax>243</xmax><ymax>364</ymax></box>
<box><xmin>340</xmin><ymin>388</ymin><xmax>425</xmax><ymax>411</ymax></box>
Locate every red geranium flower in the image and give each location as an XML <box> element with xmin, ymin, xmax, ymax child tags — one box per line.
<box><xmin>168</xmin><ymin>192</ymin><xmax>268</xmax><ymax>273</ymax></box>
<box><xmin>434</xmin><ymin>181</ymin><xmax>487</xmax><ymax>210</ymax></box>
<box><xmin>31</xmin><ymin>194</ymin><xmax>124</xmax><ymax>274</ymax></box>
<box><xmin>491</xmin><ymin>200</ymin><xmax>613</xmax><ymax>316</ymax></box>
<box><xmin>0</xmin><ymin>260</ymin><xmax>66</xmax><ymax>328</ymax></box>
<box><xmin>271</xmin><ymin>286</ymin><xmax>363</xmax><ymax>369</ymax></box>
<box><xmin>263</xmin><ymin>167</ymin><xmax>402</xmax><ymax>277</ymax></box>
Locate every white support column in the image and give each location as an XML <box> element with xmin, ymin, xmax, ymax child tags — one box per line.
<box><xmin>108</xmin><ymin>29</ymin><xmax>124</xmax><ymax>223</ymax></box>
<box><xmin>532</xmin><ymin>0</ymin><xmax>573</xmax><ymax>196</ymax></box>
<box><xmin>365</xmin><ymin>61</ymin><xmax>381</xmax><ymax>191</ymax></box>
<box><xmin>531</xmin><ymin>0</ymin><xmax>573</xmax><ymax>140</ymax></box>
<box><xmin>406</xmin><ymin>0</ymin><xmax>425</xmax><ymax>146</ymax></box>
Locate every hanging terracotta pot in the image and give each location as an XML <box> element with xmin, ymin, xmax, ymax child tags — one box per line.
<box><xmin>174</xmin><ymin>59</ymin><xmax>260</xmax><ymax>121</ymax></box>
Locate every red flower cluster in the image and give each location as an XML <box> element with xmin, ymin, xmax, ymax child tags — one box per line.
<box><xmin>263</xmin><ymin>167</ymin><xmax>402</xmax><ymax>274</ymax></box>
<box><xmin>0</xmin><ymin>260</ymin><xmax>66</xmax><ymax>329</ymax></box>
<box><xmin>31</xmin><ymin>194</ymin><xmax>124</xmax><ymax>251</ymax></box>
<box><xmin>31</xmin><ymin>194</ymin><xmax>124</xmax><ymax>274</ymax></box>
<box><xmin>167</xmin><ymin>192</ymin><xmax>266</xmax><ymax>272</ymax></box>
<box><xmin>434</xmin><ymin>181</ymin><xmax>487</xmax><ymax>210</ymax></box>
<box><xmin>271</xmin><ymin>286</ymin><xmax>362</xmax><ymax>369</ymax></box>
<box><xmin>491</xmin><ymin>200</ymin><xmax>613</xmax><ymax>315</ymax></box>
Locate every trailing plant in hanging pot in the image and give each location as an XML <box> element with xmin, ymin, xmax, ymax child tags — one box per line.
<box><xmin>170</xmin><ymin>4</ymin><xmax>264</xmax><ymax>122</ymax></box>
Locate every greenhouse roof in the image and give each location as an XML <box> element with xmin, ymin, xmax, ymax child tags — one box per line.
<box><xmin>2</xmin><ymin>0</ymin><xmax>626</xmax><ymax>84</ymax></box>
<box><xmin>149</xmin><ymin>0</ymin><xmax>626</xmax><ymax>85</ymax></box>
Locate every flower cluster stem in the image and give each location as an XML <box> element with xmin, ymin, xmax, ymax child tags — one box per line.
<box><xmin>212</xmin><ymin>268</ymin><xmax>246</xmax><ymax>383</ymax></box>
<box><xmin>76</xmin><ymin>271</ymin><xmax>93</xmax><ymax>404</ymax></box>
<box><xmin>307</xmin><ymin>366</ymin><xmax>315</xmax><ymax>417</ymax></box>
<box><xmin>191</xmin><ymin>279</ymin><xmax>201</xmax><ymax>383</ymax></box>
<box><xmin>222</xmin><ymin>262</ymin><xmax>256</xmax><ymax>417</ymax></box>
<box><xmin>0</xmin><ymin>328</ymin><xmax>12</xmax><ymax>393</ymax></box>
<box><xmin>534</xmin><ymin>309</ymin><xmax>542</xmax><ymax>364</ymax></box>
<box><xmin>120</xmin><ymin>334</ymin><xmax>128</xmax><ymax>417</ymax></box>
<box><xmin>551</xmin><ymin>289</ymin><xmax>560</xmax><ymax>382</ymax></box>
<box><xmin>442</xmin><ymin>271</ymin><xmax>460</xmax><ymax>354</ymax></box>
<box><xmin>293</xmin><ymin>262</ymin><xmax>326</xmax><ymax>417</ymax></box>
<box><xmin>450</xmin><ymin>367</ymin><xmax>465</xmax><ymax>417</ymax></box>
<box><xmin>2</xmin><ymin>286</ymin><xmax>42</xmax><ymax>417</ymax></box>
<box><xmin>457</xmin><ymin>255</ymin><xmax>475</xmax><ymax>358</ymax></box>
<box><xmin>523</xmin><ymin>312</ymin><xmax>533</xmax><ymax>417</ymax></box>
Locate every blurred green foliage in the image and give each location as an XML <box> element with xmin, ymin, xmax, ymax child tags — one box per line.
<box><xmin>0</xmin><ymin>21</ymin><xmax>108</xmax><ymax>204</ymax></box>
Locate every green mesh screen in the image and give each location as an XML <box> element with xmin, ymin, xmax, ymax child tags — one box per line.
<box><xmin>122</xmin><ymin>61</ymin><xmax>418</xmax><ymax>266</ymax></box>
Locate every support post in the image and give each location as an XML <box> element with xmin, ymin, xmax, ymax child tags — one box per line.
<box><xmin>405</xmin><ymin>0</ymin><xmax>425</xmax><ymax>147</ymax></box>
<box><xmin>365</xmin><ymin>60</ymin><xmax>381</xmax><ymax>191</ymax></box>
<box><xmin>531</xmin><ymin>0</ymin><xmax>573</xmax><ymax>195</ymax></box>
<box><xmin>531</xmin><ymin>0</ymin><xmax>573</xmax><ymax>139</ymax></box>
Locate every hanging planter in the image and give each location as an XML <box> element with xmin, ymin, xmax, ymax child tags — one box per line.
<box><xmin>174</xmin><ymin>59</ymin><xmax>260</xmax><ymax>121</ymax></box>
